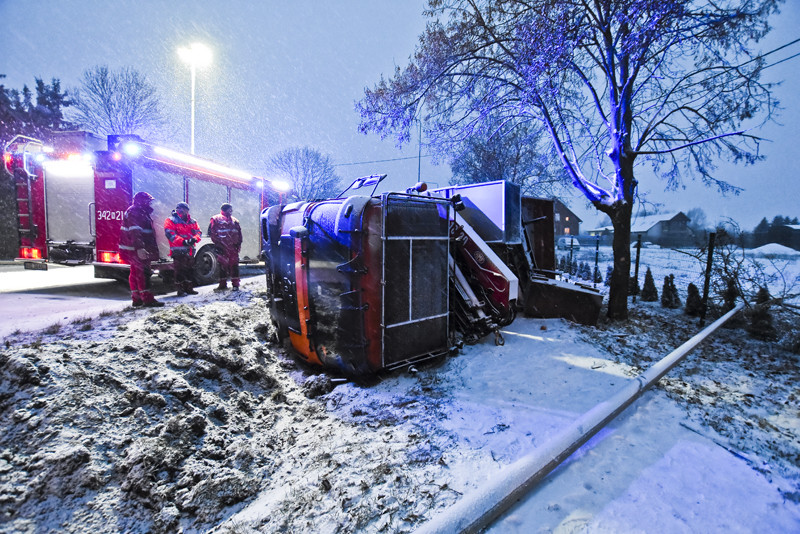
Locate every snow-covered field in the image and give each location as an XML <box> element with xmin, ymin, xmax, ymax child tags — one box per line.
<box><xmin>1</xmin><ymin>255</ymin><xmax>799</xmax><ymax>533</ymax></box>
<box><xmin>562</xmin><ymin>244</ymin><xmax>800</xmax><ymax>304</ymax></box>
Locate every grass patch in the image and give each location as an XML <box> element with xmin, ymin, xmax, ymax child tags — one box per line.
<box><xmin>42</xmin><ymin>323</ymin><xmax>62</xmax><ymax>335</ymax></box>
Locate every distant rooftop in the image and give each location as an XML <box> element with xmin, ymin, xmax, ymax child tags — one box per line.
<box><xmin>630</xmin><ymin>212</ymin><xmax>686</xmax><ymax>233</ymax></box>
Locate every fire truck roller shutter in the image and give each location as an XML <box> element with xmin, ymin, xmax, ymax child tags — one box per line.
<box><xmin>43</xmin><ymin>158</ymin><xmax>95</xmax><ymax>246</ymax></box>
<box><xmin>132</xmin><ymin>167</ymin><xmax>183</xmax><ymax>260</ymax></box>
<box><xmin>190</xmin><ymin>179</ymin><xmax>227</xmax><ymax>285</ymax></box>
<box><xmin>230</xmin><ymin>187</ymin><xmax>261</xmax><ymax>261</ymax></box>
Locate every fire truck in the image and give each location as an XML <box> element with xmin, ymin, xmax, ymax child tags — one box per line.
<box><xmin>3</xmin><ymin>131</ymin><xmax>287</xmax><ymax>283</ymax></box>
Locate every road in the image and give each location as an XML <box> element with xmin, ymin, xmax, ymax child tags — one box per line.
<box><xmin>0</xmin><ymin>262</ymin><xmax>265</xmax><ymax>338</ymax></box>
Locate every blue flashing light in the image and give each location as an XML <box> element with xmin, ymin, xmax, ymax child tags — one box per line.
<box><xmin>122</xmin><ymin>142</ymin><xmax>143</xmax><ymax>157</ymax></box>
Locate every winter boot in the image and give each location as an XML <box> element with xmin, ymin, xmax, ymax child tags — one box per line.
<box><xmin>214</xmin><ymin>282</ymin><xmax>228</xmax><ymax>292</ymax></box>
<box><xmin>143</xmin><ymin>299</ymin><xmax>165</xmax><ymax>308</ymax></box>
<box><xmin>232</xmin><ymin>285</ymin><xmax>240</xmax><ymax>292</ymax></box>
<box><xmin>183</xmin><ymin>282</ymin><xmax>198</xmax><ymax>295</ymax></box>
<box><xmin>132</xmin><ymin>299</ymin><xmax>144</xmax><ymax>307</ymax></box>
<box><xmin>176</xmin><ymin>288</ymin><xmax>187</xmax><ymax>297</ymax></box>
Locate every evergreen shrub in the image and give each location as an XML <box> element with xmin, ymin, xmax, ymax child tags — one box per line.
<box><xmin>640</xmin><ymin>268</ymin><xmax>658</xmax><ymax>302</ymax></box>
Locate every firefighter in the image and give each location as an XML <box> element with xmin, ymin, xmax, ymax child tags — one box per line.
<box><xmin>208</xmin><ymin>203</ymin><xmax>243</xmax><ymax>291</ymax></box>
<box><xmin>164</xmin><ymin>202</ymin><xmax>202</xmax><ymax>296</ymax></box>
<box><xmin>119</xmin><ymin>191</ymin><xmax>164</xmax><ymax>307</ymax></box>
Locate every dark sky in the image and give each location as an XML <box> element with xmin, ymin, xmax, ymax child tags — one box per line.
<box><xmin>1</xmin><ymin>0</ymin><xmax>798</xmax><ymax>230</ymax></box>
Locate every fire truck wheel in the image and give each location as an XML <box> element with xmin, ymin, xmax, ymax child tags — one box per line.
<box><xmin>194</xmin><ymin>245</ymin><xmax>220</xmax><ymax>286</ymax></box>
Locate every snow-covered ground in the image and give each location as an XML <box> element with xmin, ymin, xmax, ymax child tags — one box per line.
<box><xmin>562</xmin><ymin>244</ymin><xmax>800</xmax><ymax>305</ymax></box>
<box><xmin>1</xmin><ymin>256</ymin><xmax>798</xmax><ymax>533</ymax></box>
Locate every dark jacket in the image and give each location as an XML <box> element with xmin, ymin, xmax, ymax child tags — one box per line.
<box><xmin>164</xmin><ymin>211</ymin><xmax>202</xmax><ymax>257</ymax></box>
<box><xmin>208</xmin><ymin>212</ymin><xmax>243</xmax><ymax>254</ymax></box>
<box><xmin>119</xmin><ymin>204</ymin><xmax>159</xmax><ymax>264</ymax></box>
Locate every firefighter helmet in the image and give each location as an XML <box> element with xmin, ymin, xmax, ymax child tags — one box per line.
<box><xmin>133</xmin><ymin>192</ymin><xmax>154</xmax><ymax>206</ymax></box>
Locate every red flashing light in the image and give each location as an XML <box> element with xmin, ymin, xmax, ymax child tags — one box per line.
<box><xmin>3</xmin><ymin>152</ymin><xmax>12</xmax><ymax>171</ymax></box>
<box><xmin>99</xmin><ymin>251</ymin><xmax>122</xmax><ymax>264</ymax></box>
<box><xmin>111</xmin><ymin>152</ymin><xmax>123</xmax><ymax>161</ymax></box>
<box><xmin>20</xmin><ymin>247</ymin><xmax>42</xmax><ymax>260</ymax></box>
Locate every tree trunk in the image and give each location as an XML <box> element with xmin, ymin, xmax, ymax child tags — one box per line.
<box><xmin>607</xmin><ymin>201</ymin><xmax>633</xmax><ymax>320</ymax></box>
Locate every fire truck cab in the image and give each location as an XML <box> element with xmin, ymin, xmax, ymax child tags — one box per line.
<box><xmin>3</xmin><ymin>131</ymin><xmax>286</xmax><ymax>283</ymax></box>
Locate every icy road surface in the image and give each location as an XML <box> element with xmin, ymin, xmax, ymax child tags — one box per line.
<box><xmin>0</xmin><ymin>263</ymin><xmax>263</xmax><ymax>338</ymax></box>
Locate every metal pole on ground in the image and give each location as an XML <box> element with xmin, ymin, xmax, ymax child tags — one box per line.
<box><xmin>415</xmin><ymin>301</ymin><xmax>745</xmax><ymax>534</ymax></box>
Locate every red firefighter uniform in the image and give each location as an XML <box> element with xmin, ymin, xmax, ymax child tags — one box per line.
<box><xmin>119</xmin><ymin>192</ymin><xmax>163</xmax><ymax>307</ymax></box>
<box><xmin>164</xmin><ymin>202</ymin><xmax>202</xmax><ymax>296</ymax></box>
<box><xmin>208</xmin><ymin>203</ymin><xmax>243</xmax><ymax>290</ymax></box>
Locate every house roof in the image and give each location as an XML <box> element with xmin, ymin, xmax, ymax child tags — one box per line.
<box><xmin>553</xmin><ymin>199</ymin><xmax>583</xmax><ymax>223</ymax></box>
<box><xmin>630</xmin><ymin>212</ymin><xmax>688</xmax><ymax>233</ymax></box>
<box><xmin>587</xmin><ymin>213</ymin><xmax>690</xmax><ymax>234</ymax></box>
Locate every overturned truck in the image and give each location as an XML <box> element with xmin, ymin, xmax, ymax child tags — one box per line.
<box><xmin>261</xmin><ymin>177</ymin><xmax>600</xmax><ymax>375</ymax></box>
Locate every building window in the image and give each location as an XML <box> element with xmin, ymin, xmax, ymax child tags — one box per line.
<box><xmin>565</xmin><ymin>228</ymin><xmax>570</xmax><ymax>235</ymax></box>
<box><xmin>565</xmin><ymin>216</ymin><xmax>570</xmax><ymax>222</ymax></box>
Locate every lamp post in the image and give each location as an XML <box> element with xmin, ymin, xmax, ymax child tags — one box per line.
<box><xmin>177</xmin><ymin>43</ymin><xmax>212</xmax><ymax>154</ymax></box>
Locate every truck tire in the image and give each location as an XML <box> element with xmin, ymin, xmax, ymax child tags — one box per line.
<box><xmin>193</xmin><ymin>245</ymin><xmax>220</xmax><ymax>286</ymax></box>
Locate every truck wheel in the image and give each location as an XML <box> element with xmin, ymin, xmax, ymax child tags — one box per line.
<box><xmin>193</xmin><ymin>245</ymin><xmax>220</xmax><ymax>286</ymax></box>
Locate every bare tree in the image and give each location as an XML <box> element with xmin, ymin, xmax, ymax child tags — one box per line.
<box><xmin>448</xmin><ymin>116</ymin><xmax>570</xmax><ymax>198</ymax></box>
<box><xmin>70</xmin><ymin>65</ymin><xmax>165</xmax><ymax>137</ymax></box>
<box><xmin>268</xmin><ymin>147</ymin><xmax>342</xmax><ymax>201</ymax></box>
<box><xmin>357</xmin><ymin>0</ymin><xmax>781</xmax><ymax>319</ymax></box>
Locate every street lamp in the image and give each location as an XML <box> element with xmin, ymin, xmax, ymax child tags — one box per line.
<box><xmin>177</xmin><ymin>43</ymin><xmax>212</xmax><ymax>154</ymax></box>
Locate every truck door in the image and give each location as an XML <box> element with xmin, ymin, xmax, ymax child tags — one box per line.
<box><xmin>93</xmin><ymin>162</ymin><xmax>132</xmax><ymax>264</ymax></box>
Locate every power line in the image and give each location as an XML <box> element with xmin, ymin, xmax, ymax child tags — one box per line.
<box><xmin>334</xmin><ymin>153</ymin><xmax>432</xmax><ymax>167</ymax></box>
<box><xmin>763</xmin><ymin>50</ymin><xmax>800</xmax><ymax>70</ymax></box>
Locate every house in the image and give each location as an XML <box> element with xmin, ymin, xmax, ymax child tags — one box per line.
<box><xmin>586</xmin><ymin>225</ymin><xmax>614</xmax><ymax>246</ymax></box>
<box><xmin>781</xmin><ymin>224</ymin><xmax>800</xmax><ymax>251</ymax></box>
<box><xmin>553</xmin><ymin>200</ymin><xmax>582</xmax><ymax>237</ymax></box>
<box><xmin>631</xmin><ymin>212</ymin><xmax>696</xmax><ymax>247</ymax></box>
<box><xmin>585</xmin><ymin>212</ymin><xmax>697</xmax><ymax>247</ymax></box>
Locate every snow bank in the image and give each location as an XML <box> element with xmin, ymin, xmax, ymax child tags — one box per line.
<box><xmin>1</xmin><ymin>281</ymin><xmax>798</xmax><ymax>533</ymax></box>
<box><xmin>750</xmin><ymin>243</ymin><xmax>800</xmax><ymax>257</ymax></box>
